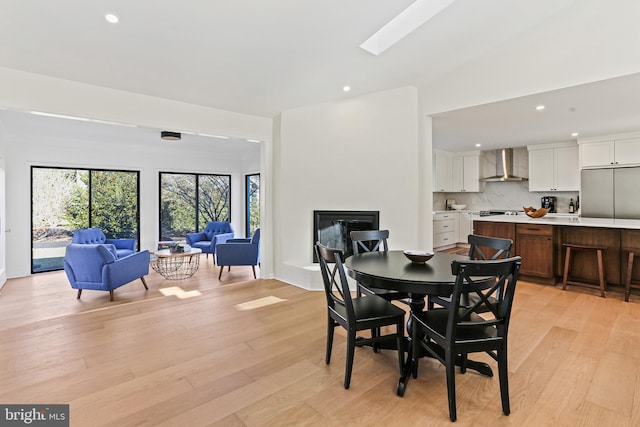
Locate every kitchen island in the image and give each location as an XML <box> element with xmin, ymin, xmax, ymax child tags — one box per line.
<box><xmin>472</xmin><ymin>214</ymin><xmax>640</xmax><ymax>292</ymax></box>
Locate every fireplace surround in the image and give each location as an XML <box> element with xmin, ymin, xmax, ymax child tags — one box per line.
<box><xmin>312</xmin><ymin>210</ymin><xmax>379</xmax><ymax>262</ymax></box>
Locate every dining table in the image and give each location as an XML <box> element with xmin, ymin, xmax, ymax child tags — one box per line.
<box><xmin>344</xmin><ymin>250</ymin><xmax>494</xmax><ymax>396</ymax></box>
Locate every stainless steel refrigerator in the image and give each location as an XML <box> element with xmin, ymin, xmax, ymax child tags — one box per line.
<box><xmin>581</xmin><ymin>167</ymin><xmax>640</xmax><ymax>219</ymax></box>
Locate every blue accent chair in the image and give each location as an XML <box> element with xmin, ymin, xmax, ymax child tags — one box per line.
<box><xmin>216</xmin><ymin>228</ymin><xmax>260</xmax><ymax>279</ymax></box>
<box><xmin>72</xmin><ymin>228</ymin><xmax>136</xmax><ymax>259</ymax></box>
<box><xmin>186</xmin><ymin>221</ymin><xmax>235</xmax><ymax>262</ymax></box>
<box><xmin>63</xmin><ymin>243</ymin><xmax>150</xmax><ymax>301</ymax></box>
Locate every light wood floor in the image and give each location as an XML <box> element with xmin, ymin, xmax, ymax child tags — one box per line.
<box><xmin>1</xmin><ymin>256</ymin><xmax>640</xmax><ymax>426</ymax></box>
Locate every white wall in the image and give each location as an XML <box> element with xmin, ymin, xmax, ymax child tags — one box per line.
<box><xmin>273</xmin><ymin>87</ymin><xmax>427</xmax><ymax>290</ymax></box>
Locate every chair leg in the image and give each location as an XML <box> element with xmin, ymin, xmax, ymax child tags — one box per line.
<box><xmin>251</xmin><ymin>265</ymin><xmax>257</xmax><ymax>279</ymax></box>
<box><xmin>344</xmin><ymin>330</ymin><xmax>356</xmax><ymax>389</ymax></box>
<box><xmin>396</xmin><ymin>321</ymin><xmax>405</xmax><ymax>375</ymax></box>
<box><xmin>562</xmin><ymin>246</ymin><xmax>571</xmax><ymax>290</ymax></box>
<box><xmin>218</xmin><ymin>266</ymin><xmax>224</xmax><ymax>280</ymax></box>
<box><xmin>597</xmin><ymin>249</ymin><xmax>606</xmax><ymax>298</ymax></box>
<box><xmin>625</xmin><ymin>252</ymin><xmax>635</xmax><ymax>302</ymax></box>
<box><xmin>77</xmin><ymin>289</ymin><xmax>82</xmax><ymax>299</ymax></box>
<box><xmin>109</xmin><ymin>290</ymin><xmax>114</xmax><ymax>302</ymax></box>
<box><xmin>445</xmin><ymin>349</ymin><xmax>457</xmax><ymax>422</ymax></box>
<box><xmin>460</xmin><ymin>353</ymin><xmax>468</xmax><ymax>374</ymax></box>
<box><xmin>326</xmin><ymin>317</ymin><xmax>335</xmax><ymax>364</ymax></box>
<box><xmin>371</xmin><ymin>328</ymin><xmax>379</xmax><ymax>353</ymax></box>
<box><xmin>411</xmin><ymin>321</ymin><xmax>420</xmax><ymax>379</ymax></box>
<box><xmin>140</xmin><ymin>276</ymin><xmax>148</xmax><ymax>290</ymax></box>
<box><xmin>498</xmin><ymin>349</ymin><xmax>511</xmax><ymax>415</ymax></box>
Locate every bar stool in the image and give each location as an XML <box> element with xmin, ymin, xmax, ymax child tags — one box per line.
<box><xmin>562</xmin><ymin>243</ymin><xmax>607</xmax><ymax>298</ymax></box>
<box><xmin>624</xmin><ymin>246</ymin><xmax>640</xmax><ymax>302</ymax></box>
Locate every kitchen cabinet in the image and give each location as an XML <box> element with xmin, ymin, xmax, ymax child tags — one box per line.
<box><xmin>433</xmin><ymin>212</ymin><xmax>457</xmax><ymax>249</ymax></box>
<box><xmin>452</xmin><ymin>153</ymin><xmax>480</xmax><ymax>192</ymax></box>
<box><xmin>433</xmin><ymin>150</ymin><xmax>480</xmax><ymax>192</ymax></box>
<box><xmin>457</xmin><ymin>212</ymin><xmax>472</xmax><ymax>243</ymax></box>
<box><xmin>515</xmin><ymin>224</ymin><xmax>557</xmax><ymax>281</ymax></box>
<box><xmin>580</xmin><ymin>137</ymin><xmax>640</xmax><ymax>168</ymax></box>
<box><xmin>433</xmin><ymin>150</ymin><xmax>453</xmax><ymax>192</ymax></box>
<box><xmin>528</xmin><ymin>143</ymin><xmax>579</xmax><ymax>192</ymax></box>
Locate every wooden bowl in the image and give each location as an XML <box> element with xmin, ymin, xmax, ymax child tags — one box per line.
<box><xmin>403</xmin><ymin>250</ymin><xmax>435</xmax><ymax>263</ymax></box>
<box><xmin>523</xmin><ymin>206</ymin><xmax>549</xmax><ymax>218</ymax></box>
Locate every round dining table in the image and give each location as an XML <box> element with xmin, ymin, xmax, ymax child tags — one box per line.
<box><xmin>344</xmin><ymin>250</ymin><xmax>493</xmax><ymax>395</ymax></box>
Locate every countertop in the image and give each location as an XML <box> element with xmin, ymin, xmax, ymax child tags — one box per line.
<box><xmin>472</xmin><ymin>213</ymin><xmax>640</xmax><ymax>229</ymax></box>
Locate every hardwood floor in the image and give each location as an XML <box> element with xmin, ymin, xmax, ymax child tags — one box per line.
<box><xmin>1</xmin><ymin>256</ymin><xmax>639</xmax><ymax>426</ymax></box>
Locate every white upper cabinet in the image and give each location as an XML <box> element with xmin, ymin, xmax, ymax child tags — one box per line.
<box><xmin>433</xmin><ymin>150</ymin><xmax>453</xmax><ymax>192</ymax></box>
<box><xmin>580</xmin><ymin>136</ymin><xmax>640</xmax><ymax>168</ymax></box>
<box><xmin>434</xmin><ymin>150</ymin><xmax>480</xmax><ymax>193</ymax></box>
<box><xmin>528</xmin><ymin>142</ymin><xmax>579</xmax><ymax>192</ymax></box>
<box><xmin>451</xmin><ymin>154</ymin><xmax>480</xmax><ymax>192</ymax></box>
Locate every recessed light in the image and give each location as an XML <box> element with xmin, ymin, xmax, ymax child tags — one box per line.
<box><xmin>343</xmin><ymin>86</ymin><xmax>351</xmax><ymax>92</ymax></box>
<box><xmin>105</xmin><ymin>14</ymin><xmax>119</xmax><ymax>24</ymax></box>
<box><xmin>535</xmin><ymin>105</ymin><xmax>545</xmax><ymax>111</ymax></box>
<box><xmin>571</xmin><ymin>132</ymin><xmax>579</xmax><ymax>137</ymax></box>
<box><xmin>246</xmin><ymin>139</ymin><xmax>261</xmax><ymax>143</ymax></box>
<box><xmin>475</xmin><ymin>143</ymin><xmax>481</xmax><ymax>147</ymax></box>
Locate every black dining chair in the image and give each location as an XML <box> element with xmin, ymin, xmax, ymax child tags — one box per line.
<box><xmin>410</xmin><ymin>257</ymin><xmax>522</xmax><ymax>422</ymax></box>
<box><xmin>429</xmin><ymin>234</ymin><xmax>513</xmax><ymax>311</ymax></box>
<box><xmin>468</xmin><ymin>234</ymin><xmax>513</xmax><ymax>261</ymax></box>
<box><xmin>350</xmin><ymin>230</ymin><xmax>410</xmax><ymax>303</ymax></box>
<box><xmin>315</xmin><ymin>242</ymin><xmax>406</xmax><ymax>389</ymax></box>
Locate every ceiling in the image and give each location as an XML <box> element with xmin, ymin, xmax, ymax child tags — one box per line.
<box><xmin>1</xmin><ymin>0</ymin><xmax>639</xmax><ymax>151</ymax></box>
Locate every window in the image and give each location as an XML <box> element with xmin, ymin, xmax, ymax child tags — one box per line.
<box><xmin>159</xmin><ymin>172</ymin><xmax>231</xmax><ymax>241</ymax></box>
<box><xmin>245</xmin><ymin>173</ymin><xmax>260</xmax><ymax>236</ymax></box>
<box><xmin>31</xmin><ymin>166</ymin><xmax>140</xmax><ymax>273</ymax></box>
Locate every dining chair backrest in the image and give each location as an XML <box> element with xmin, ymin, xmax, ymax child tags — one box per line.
<box><xmin>315</xmin><ymin>242</ymin><xmax>354</xmax><ymax>322</ymax></box>
<box><xmin>448</xmin><ymin>257</ymin><xmax>521</xmax><ymax>338</ymax></box>
<box><xmin>350</xmin><ymin>229</ymin><xmax>389</xmax><ymax>255</ymax></box>
<box><xmin>467</xmin><ymin>234</ymin><xmax>513</xmax><ymax>260</ymax></box>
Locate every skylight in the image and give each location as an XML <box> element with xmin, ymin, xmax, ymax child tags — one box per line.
<box><xmin>360</xmin><ymin>0</ymin><xmax>457</xmax><ymax>56</ymax></box>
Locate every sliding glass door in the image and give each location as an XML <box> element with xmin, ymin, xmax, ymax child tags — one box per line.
<box><xmin>159</xmin><ymin>172</ymin><xmax>231</xmax><ymax>241</ymax></box>
<box><xmin>31</xmin><ymin>167</ymin><xmax>140</xmax><ymax>273</ymax></box>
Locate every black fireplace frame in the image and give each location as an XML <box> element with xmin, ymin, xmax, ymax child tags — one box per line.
<box><xmin>312</xmin><ymin>210</ymin><xmax>380</xmax><ymax>262</ymax></box>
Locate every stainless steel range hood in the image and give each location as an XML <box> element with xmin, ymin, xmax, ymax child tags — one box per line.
<box><xmin>481</xmin><ymin>148</ymin><xmax>528</xmax><ymax>182</ymax></box>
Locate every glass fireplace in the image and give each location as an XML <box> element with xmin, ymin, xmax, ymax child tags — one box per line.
<box><xmin>313</xmin><ymin>210</ymin><xmax>379</xmax><ymax>262</ymax></box>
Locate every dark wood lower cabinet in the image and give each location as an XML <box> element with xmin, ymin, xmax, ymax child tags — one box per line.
<box><xmin>515</xmin><ymin>224</ymin><xmax>557</xmax><ymax>283</ymax></box>
<box><xmin>473</xmin><ymin>221</ymin><xmax>626</xmax><ymax>287</ymax></box>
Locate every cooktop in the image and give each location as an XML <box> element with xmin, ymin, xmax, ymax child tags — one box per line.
<box><xmin>478</xmin><ymin>210</ymin><xmax>521</xmax><ymax>216</ymax></box>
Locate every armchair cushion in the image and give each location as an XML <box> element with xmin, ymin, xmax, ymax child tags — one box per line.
<box><xmin>64</xmin><ymin>243</ymin><xmax>149</xmax><ymax>299</ymax></box>
<box><xmin>72</xmin><ymin>228</ymin><xmax>136</xmax><ymax>258</ymax></box>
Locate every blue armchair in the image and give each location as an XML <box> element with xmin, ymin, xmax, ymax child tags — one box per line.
<box><xmin>216</xmin><ymin>228</ymin><xmax>260</xmax><ymax>279</ymax></box>
<box><xmin>186</xmin><ymin>221</ymin><xmax>235</xmax><ymax>262</ymax></box>
<box><xmin>72</xmin><ymin>228</ymin><xmax>136</xmax><ymax>259</ymax></box>
<box><xmin>63</xmin><ymin>243</ymin><xmax>150</xmax><ymax>301</ymax></box>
